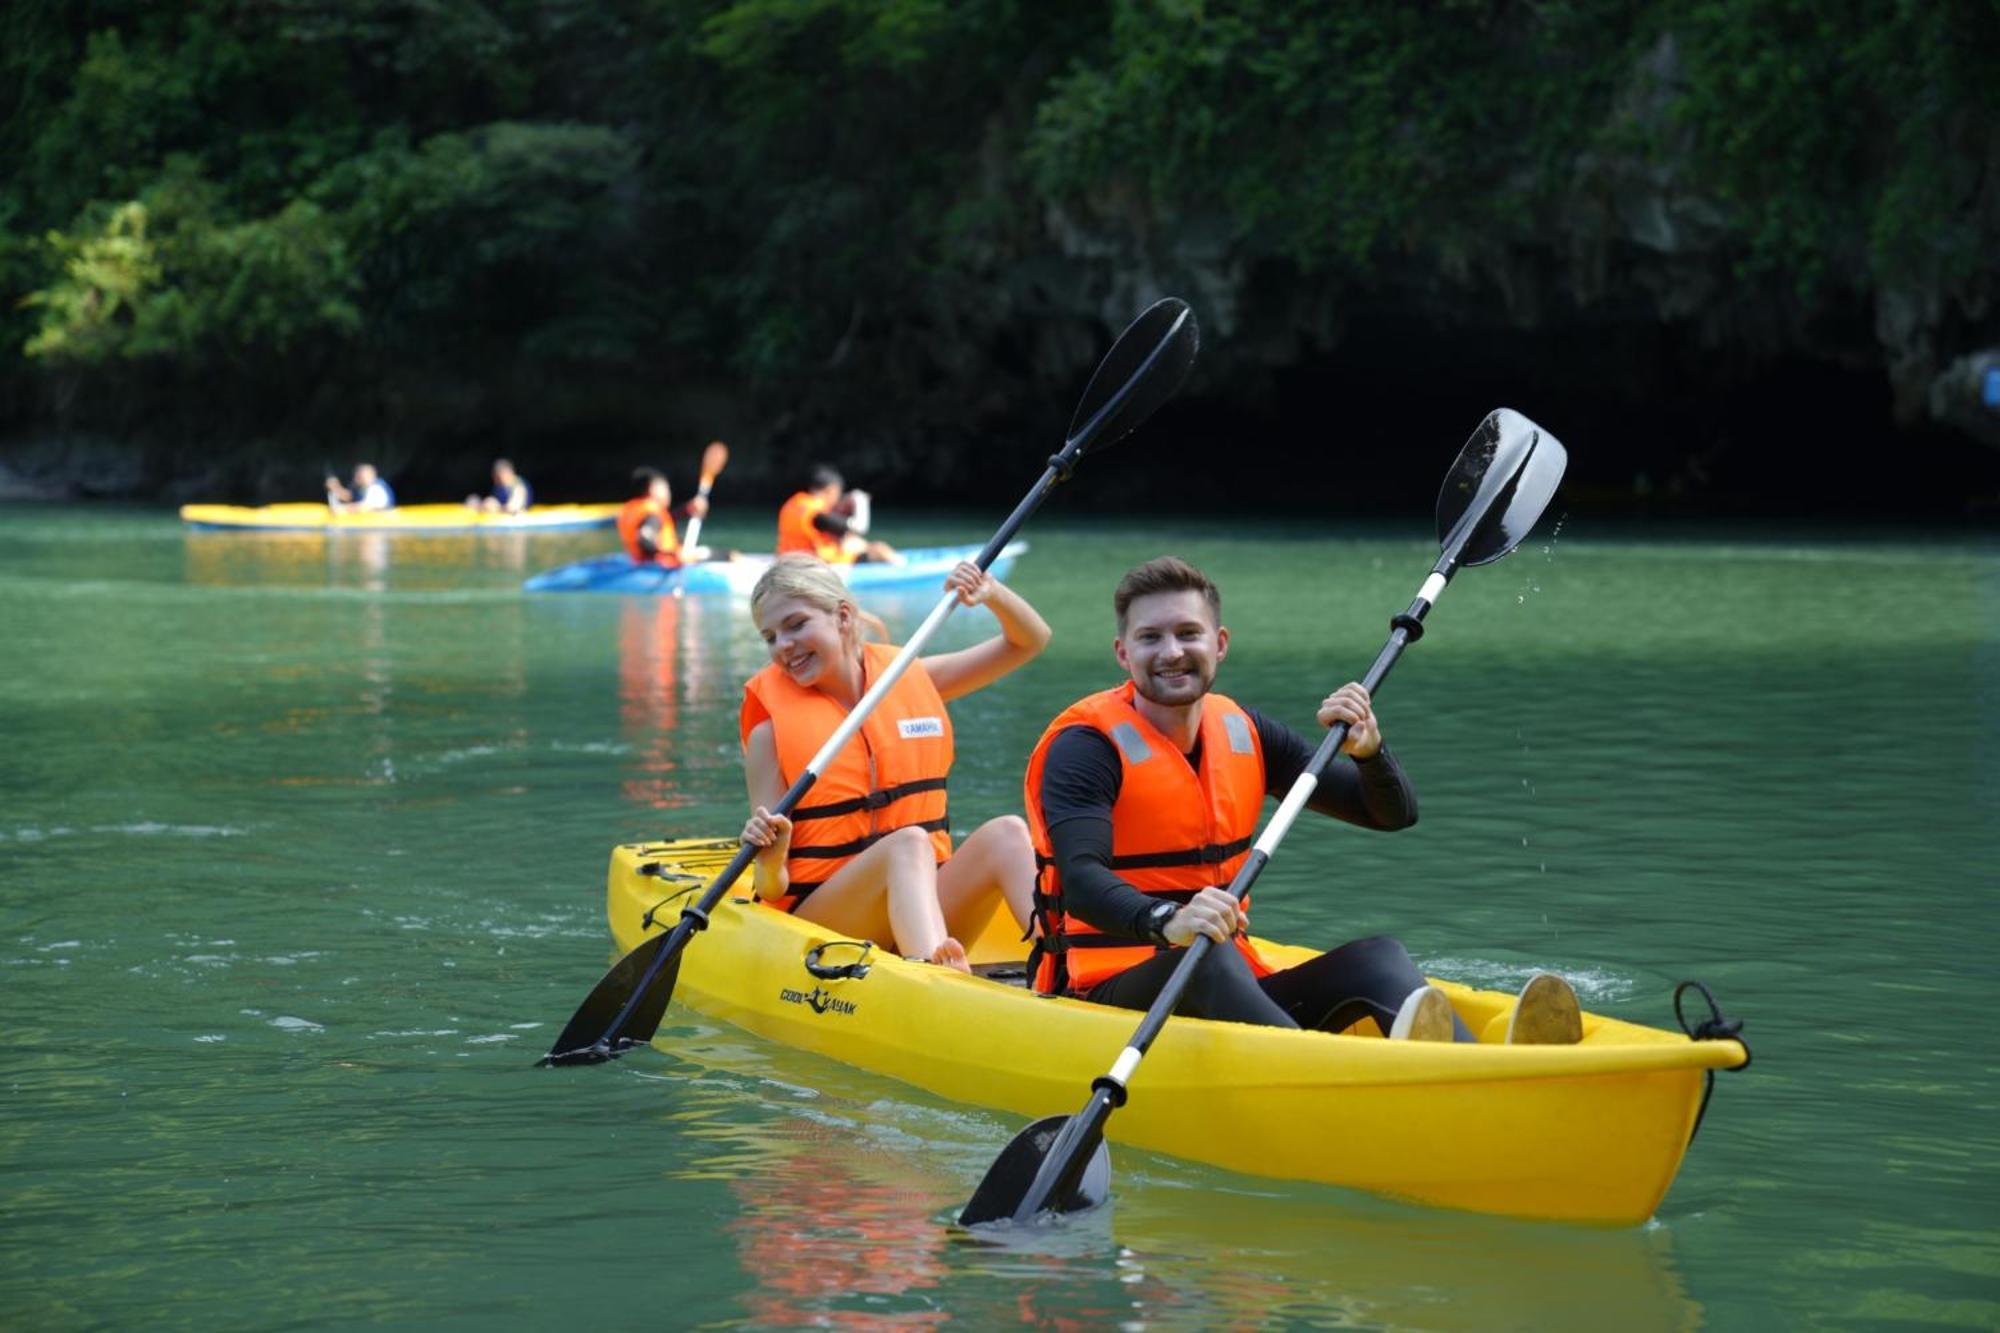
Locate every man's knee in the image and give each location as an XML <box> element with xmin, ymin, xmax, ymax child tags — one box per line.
<box><xmin>1335</xmin><ymin>934</ymin><xmax>1416</xmax><ymax>966</ymax></box>
<box><xmin>1183</xmin><ymin>939</ymin><xmax>1256</xmax><ymax>1000</ymax></box>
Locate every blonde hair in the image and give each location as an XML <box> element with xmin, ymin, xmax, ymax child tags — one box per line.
<box><xmin>750</xmin><ymin>554</ymin><xmax>890</xmax><ymax>645</ymax></box>
<box><xmin>752</xmin><ymin>552</ymin><xmax>856</xmax><ymax>615</ymax></box>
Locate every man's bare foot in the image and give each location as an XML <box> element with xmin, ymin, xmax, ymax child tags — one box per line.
<box><xmin>928</xmin><ymin>937</ymin><xmax>970</xmax><ymax>973</ymax></box>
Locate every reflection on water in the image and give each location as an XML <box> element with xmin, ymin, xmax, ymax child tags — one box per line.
<box><xmin>619</xmin><ymin>598</ymin><xmax>691</xmax><ymax>809</ymax></box>
<box><xmin>655</xmin><ymin>1024</ymin><xmax>1702</xmax><ymax>1330</ymax></box>
<box><xmin>184</xmin><ymin>529</ymin><xmax>544</xmax><ymax>591</ymax></box>
<box><xmin>0</xmin><ymin>508</ymin><xmax>1993</xmax><ymax>1327</ymax></box>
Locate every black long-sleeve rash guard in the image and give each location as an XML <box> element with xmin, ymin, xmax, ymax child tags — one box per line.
<box><xmin>1037</xmin><ymin>707</ymin><xmax>1419</xmax><ymax>942</ymax></box>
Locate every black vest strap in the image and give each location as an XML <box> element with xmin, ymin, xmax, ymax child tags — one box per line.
<box><xmin>787</xmin><ymin>816</ymin><xmax>951</xmax><ymax>861</ymax></box>
<box><xmin>794</xmin><ymin>777</ymin><xmax>949</xmax><ymax>823</ymax></box>
<box><xmin>1106</xmin><ymin>836</ymin><xmax>1252</xmax><ymax>871</ymax></box>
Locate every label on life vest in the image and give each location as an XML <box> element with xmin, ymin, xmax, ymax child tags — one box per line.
<box><xmin>898</xmin><ymin>717</ymin><xmax>944</xmax><ymax>739</ymax></box>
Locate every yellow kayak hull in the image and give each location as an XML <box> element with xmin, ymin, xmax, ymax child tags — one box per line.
<box><xmin>609</xmin><ymin>839</ymin><xmax>1747</xmax><ymax>1225</ymax></box>
<box><xmin>179</xmin><ymin>502</ymin><xmax>620</xmax><ymax>532</ymax></box>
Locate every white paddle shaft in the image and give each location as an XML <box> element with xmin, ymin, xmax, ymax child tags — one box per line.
<box><xmin>681</xmin><ymin>479</ymin><xmax>716</xmax><ymax>553</ymax></box>
<box><xmin>801</xmin><ymin>589</ymin><xmax>961</xmax><ymax>779</ymax></box>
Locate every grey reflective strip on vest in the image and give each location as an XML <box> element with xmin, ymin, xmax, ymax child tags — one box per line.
<box><xmin>1223</xmin><ymin>711</ymin><xmax>1254</xmax><ymax>755</ymax></box>
<box><xmin>1109</xmin><ymin>721</ymin><xmax>1152</xmax><ymax>765</ymax></box>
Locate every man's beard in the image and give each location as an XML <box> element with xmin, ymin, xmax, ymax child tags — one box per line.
<box><xmin>1132</xmin><ymin>661</ymin><xmax>1213</xmax><ymax>707</ymax></box>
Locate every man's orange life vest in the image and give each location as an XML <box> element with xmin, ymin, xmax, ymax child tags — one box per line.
<box><xmin>618</xmin><ymin>497</ymin><xmax>681</xmax><ymax>566</ymax></box>
<box><xmin>776</xmin><ymin>491</ymin><xmax>853</xmax><ymax>564</ymax></box>
<box><xmin>740</xmin><ymin>640</ymin><xmax>953</xmax><ymax>910</ymax></box>
<box><xmin>1022</xmin><ymin>682</ymin><xmax>1271</xmax><ymax>995</ymax></box>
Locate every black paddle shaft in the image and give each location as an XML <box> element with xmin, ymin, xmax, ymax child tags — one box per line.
<box><xmin>540</xmin><ymin>451</ymin><xmax>1084</xmax><ymax>1067</ymax></box>
<box><xmin>966</xmin><ymin>406</ymin><xmax>1570</xmax><ymax>1226</ymax></box>
<box><xmin>1109</xmin><ymin>599</ymin><xmax>1430</xmax><ymax>1055</ymax></box>
<box><xmin>994</xmin><ymin>596</ymin><xmax>1436</xmax><ymax>1220</ymax></box>
<box><xmin>541</xmin><ymin>299</ymin><xmax>1203</xmax><ymax>1068</ymax></box>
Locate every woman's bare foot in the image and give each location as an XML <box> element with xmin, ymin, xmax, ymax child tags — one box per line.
<box><xmin>928</xmin><ymin>937</ymin><xmax>971</xmax><ymax>973</ymax></box>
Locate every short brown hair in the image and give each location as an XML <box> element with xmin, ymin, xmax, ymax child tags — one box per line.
<box><xmin>1114</xmin><ymin>556</ymin><xmax>1221</xmax><ymax>632</ymax></box>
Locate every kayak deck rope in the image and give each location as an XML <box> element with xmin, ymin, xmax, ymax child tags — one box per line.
<box><xmin>804</xmin><ymin>940</ymin><xmax>873</xmax><ymax>980</ymax></box>
<box><xmin>1674</xmin><ymin>979</ymin><xmax>1752</xmax><ymax>1145</ymax></box>
<box><xmin>639</xmin><ymin>877</ymin><xmax>704</xmax><ymax>930</ymax></box>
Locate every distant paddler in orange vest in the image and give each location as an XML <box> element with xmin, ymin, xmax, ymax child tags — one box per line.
<box><xmin>738</xmin><ymin>554</ymin><xmax>1047</xmax><ymax>971</ymax></box>
<box><xmin>617</xmin><ymin>466</ymin><xmax>735</xmax><ymax>567</ymax></box>
<box><xmin>1023</xmin><ymin>556</ymin><xmax>1583</xmax><ymax>1044</ymax></box>
<box><xmin>775</xmin><ymin>465</ymin><xmax>900</xmax><ymax>565</ymax></box>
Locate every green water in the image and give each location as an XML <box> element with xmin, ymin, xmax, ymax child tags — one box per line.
<box><xmin>2</xmin><ymin>504</ymin><xmax>1994</xmax><ymax>1330</ymax></box>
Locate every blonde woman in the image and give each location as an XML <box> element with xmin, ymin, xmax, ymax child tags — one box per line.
<box><xmin>739</xmin><ymin>554</ymin><xmax>1048</xmax><ymax>970</ymax></box>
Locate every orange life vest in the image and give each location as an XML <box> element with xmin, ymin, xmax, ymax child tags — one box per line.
<box><xmin>740</xmin><ymin>640</ymin><xmax>953</xmax><ymax>911</ymax></box>
<box><xmin>776</xmin><ymin>491</ymin><xmax>853</xmax><ymax>564</ymax></box>
<box><xmin>1023</xmin><ymin>683</ymin><xmax>1271</xmax><ymax>995</ymax></box>
<box><xmin>618</xmin><ymin>497</ymin><xmax>680</xmax><ymax>566</ymax></box>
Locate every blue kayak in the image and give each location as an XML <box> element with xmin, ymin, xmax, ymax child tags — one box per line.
<box><xmin>523</xmin><ymin>542</ymin><xmax>1026</xmax><ymax>595</ymax></box>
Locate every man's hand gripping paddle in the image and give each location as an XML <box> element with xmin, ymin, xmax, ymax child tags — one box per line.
<box><xmin>957</xmin><ymin>408</ymin><xmax>1569</xmax><ymax>1226</ymax></box>
<box><xmin>540</xmin><ymin>299</ymin><xmax>1201</xmax><ymax>1067</ymax></box>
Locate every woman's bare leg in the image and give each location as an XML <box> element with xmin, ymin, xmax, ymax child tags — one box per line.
<box><xmin>935</xmin><ymin>815</ymin><xmax>1038</xmax><ymax>940</ymax></box>
<box><xmin>790</xmin><ymin>826</ymin><xmax>966</xmax><ymax>969</ymax></box>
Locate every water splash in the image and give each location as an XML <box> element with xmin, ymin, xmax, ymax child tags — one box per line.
<box><xmin>1515</xmin><ymin>511</ymin><xmax>1567</xmax><ymax>604</ymax></box>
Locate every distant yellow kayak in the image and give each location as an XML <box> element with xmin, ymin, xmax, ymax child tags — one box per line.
<box><xmin>609</xmin><ymin>839</ymin><xmax>1748</xmax><ymax>1225</ymax></box>
<box><xmin>179</xmin><ymin>502</ymin><xmax>621</xmax><ymax>533</ymax></box>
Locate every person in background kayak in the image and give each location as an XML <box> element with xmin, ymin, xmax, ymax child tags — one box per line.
<box><xmin>618</xmin><ymin>466</ymin><xmax>709</xmax><ymax>566</ymax></box>
<box><xmin>1023</xmin><ymin>556</ymin><xmax>1582</xmax><ymax>1044</ymax></box>
<box><xmin>738</xmin><ymin>554</ymin><xmax>1048</xmax><ymax>972</ymax></box>
<box><xmin>776</xmin><ymin>465</ymin><xmax>900</xmax><ymax>565</ymax></box>
<box><xmin>465</xmin><ymin>458</ymin><xmax>531</xmax><ymax>514</ymax></box>
<box><xmin>325</xmin><ymin>462</ymin><xmax>395</xmax><ymax>513</ymax></box>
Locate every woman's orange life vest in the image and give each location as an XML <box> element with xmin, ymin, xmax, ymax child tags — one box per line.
<box><xmin>740</xmin><ymin>640</ymin><xmax>954</xmax><ymax>911</ymax></box>
<box><xmin>1022</xmin><ymin>682</ymin><xmax>1271</xmax><ymax>995</ymax></box>
<box><xmin>776</xmin><ymin>491</ymin><xmax>854</xmax><ymax>564</ymax></box>
<box><xmin>618</xmin><ymin>497</ymin><xmax>681</xmax><ymax>566</ymax></box>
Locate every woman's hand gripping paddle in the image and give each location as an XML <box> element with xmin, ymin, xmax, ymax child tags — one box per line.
<box><xmin>540</xmin><ymin>299</ymin><xmax>1202</xmax><ymax>1067</ymax></box>
<box><xmin>674</xmin><ymin>441</ymin><xmax>729</xmax><ymax>594</ymax></box>
<box><xmin>957</xmin><ymin>407</ymin><xmax>1569</xmax><ymax>1226</ymax></box>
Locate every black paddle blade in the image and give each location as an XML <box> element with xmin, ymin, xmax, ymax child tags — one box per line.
<box><xmin>958</xmin><ymin>1113</ymin><xmax>1112</xmax><ymax>1227</ymax></box>
<box><xmin>538</xmin><ymin>931</ymin><xmax>684</xmax><ymax>1067</ymax></box>
<box><xmin>1064</xmin><ymin>298</ymin><xmax>1199</xmax><ymax>455</ymax></box>
<box><xmin>1436</xmin><ymin>408</ymin><xmax>1569</xmax><ymax>567</ymax></box>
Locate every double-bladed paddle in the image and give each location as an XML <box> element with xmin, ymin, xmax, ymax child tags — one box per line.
<box><xmin>540</xmin><ymin>298</ymin><xmax>1202</xmax><ymax>1067</ymax></box>
<box><xmin>958</xmin><ymin>407</ymin><xmax>1569</xmax><ymax>1226</ymax></box>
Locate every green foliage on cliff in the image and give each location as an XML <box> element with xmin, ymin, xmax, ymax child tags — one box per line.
<box><xmin>2</xmin><ymin>0</ymin><xmax>1992</xmax><ymax>471</ymax></box>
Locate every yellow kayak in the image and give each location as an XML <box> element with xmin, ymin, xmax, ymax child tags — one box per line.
<box><xmin>179</xmin><ymin>502</ymin><xmax>621</xmax><ymax>533</ymax></box>
<box><xmin>609</xmin><ymin>839</ymin><xmax>1749</xmax><ymax>1225</ymax></box>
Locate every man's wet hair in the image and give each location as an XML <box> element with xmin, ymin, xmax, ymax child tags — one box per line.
<box><xmin>808</xmin><ymin>464</ymin><xmax>843</xmax><ymax>492</ymax></box>
<box><xmin>632</xmin><ymin>466</ymin><xmax>666</xmax><ymax>493</ymax></box>
<box><xmin>1114</xmin><ymin>556</ymin><xmax>1222</xmax><ymax>632</ymax></box>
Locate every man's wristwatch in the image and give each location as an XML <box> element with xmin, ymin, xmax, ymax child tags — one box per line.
<box><xmin>1143</xmin><ymin>899</ymin><xmax>1178</xmax><ymax>946</ymax></box>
